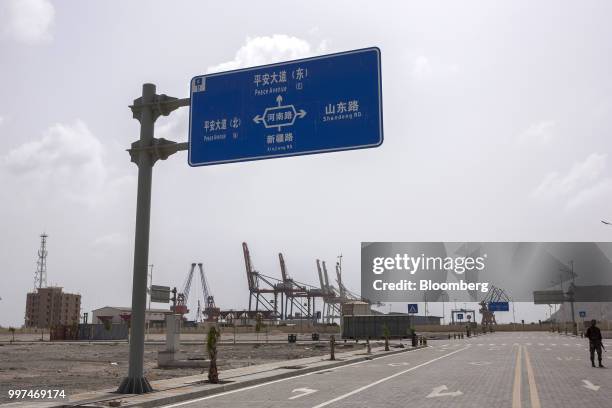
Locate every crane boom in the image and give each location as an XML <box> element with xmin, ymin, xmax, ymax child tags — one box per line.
<box><xmin>279</xmin><ymin>253</ymin><xmax>289</xmax><ymax>282</ymax></box>
<box><xmin>335</xmin><ymin>261</ymin><xmax>345</xmax><ymax>298</ymax></box>
<box><xmin>183</xmin><ymin>263</ymin><xmax>196</xmax><ymax>304</ymax></box>
<box><xmin>174</xmin><ymin>263</ymin><xmax>196</xmax><ymax>315</ymax></box>
<box><xmin>322</xmin><ymin>261</ymin><xmax>330</xmax><ymax>288</ymax></box>
<box><xmin>197</xmin><ymin>263</ymin><xmax>210</xmax><ymax>302</ymax></box>
<box><xmin>316</xmin><ymin>260</ymin><xmax>325</xmax><ymax>293</ymax></box>
<box><xmin>242</xmin><ymin>242</ymin><xmax>256</xmax><ymax>290</ymax></box>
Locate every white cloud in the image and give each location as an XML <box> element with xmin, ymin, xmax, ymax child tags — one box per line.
<box><xmin>91</xmin><ymin>232</ymin><xmax>128</xmax><ymax>248</ymax></box>
<box><xmin>0</xmin><ymin>116</ymin><xmax>4</xmax><ymax>126</ymax></box>
<box><xmin>518</xmin><ymin>120</ymin><xmax>556</xmax><ymax>146</ymax></box>
<box><xmin>2</xmin><ymin>120</ymin><xmax>107</xmax><ymax>203</ymax></box>
<box><xmin>207</xmin><ymin>34</ymin><xmax>328</xmax><ymax>73</ymax></box>
<box><xmin>156</xmin><ymin>108</ymin><xmax>188</xmax><ymax>142</ymax></box>
<box><xmin>567</xmin><ymin>179</ymin><xmax>612</xmax><ymax>210</ymax></box>
<box><xmin>2</xmin><ymin>0</ymin><xmax>55</xmax><ymax>44</ymax></box>
<box><xmin>410</xmin><ymin>55</ymin><xmax>459</xmax><ymax>80</ymax></box>
<box><xmin>412</xmin><ymin>56</ymin><xmax>433</xmax><ymax>79</ymax></box>
<box><xmin>532</xmin><ymin>153</ymin><xmax>612</xmax><ymax>209</ymax></box>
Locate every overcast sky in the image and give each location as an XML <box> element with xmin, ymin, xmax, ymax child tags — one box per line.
<box><xmin>1</xmin><ymin>1</ymin><xmax>612</xmax><ymax>327</ymax></box>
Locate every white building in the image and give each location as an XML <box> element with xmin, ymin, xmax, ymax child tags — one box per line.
<box><xmin>92</xmin><ymin>306</ymin><xmax>170</xmax><ymax>325</ymax></box>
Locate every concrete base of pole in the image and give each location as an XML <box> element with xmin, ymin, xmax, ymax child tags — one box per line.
<box><xmin>117</xmin><ymin>376</ymin><xmax>153</xmax><ymax>394</ymax></box>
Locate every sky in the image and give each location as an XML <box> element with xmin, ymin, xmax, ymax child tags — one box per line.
<box><xmin>1</xmin><ymin>0</ymin><xmax>612</xmax><ymax>327</ymax></box>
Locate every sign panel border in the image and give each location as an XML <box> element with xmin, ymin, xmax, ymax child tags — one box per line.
<box><xmin>188</xmin><ymin>46</ymin><xmax>383</xmax><ymax>167</ymax></box>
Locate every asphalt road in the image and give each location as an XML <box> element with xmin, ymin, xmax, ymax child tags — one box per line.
<box><xmin>161</xmin><ymin>332</ymin><xmax>612</xmax><ymax>408</ymax></box>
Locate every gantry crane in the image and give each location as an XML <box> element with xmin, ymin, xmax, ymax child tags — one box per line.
<box><xmin>479</xmin><ymin>285</ymin><xmax>511</xmax><ymax>327</ymax></box>
<box><xmin>172</xmin><ymin>263</ymin><xmax>219</xmax><ymax>321</ymax></box>
<box><xmin>316</xmin><ymin>259</ymin><xmax>341</xmax><ymax>323</ymax></box>
<box><xmin>243</xmin><ymin>242</ymin><xmax>281</xmax><ymax>318</ymax></box>
<box><xmin>278</xmin><ymin>252</ymin><xmax>317</xmax><ymax>319</ymax></box>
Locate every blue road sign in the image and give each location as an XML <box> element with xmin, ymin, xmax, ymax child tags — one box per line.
<box><xmin>457</xmin><ymin>313</ymin><xmax>464</xmax><ymax>320</ymax></box>
<box><xmin>188</xmin><ymin>47</ymin><xmax>383</xmax><ymax>166</ymax></box>
<box><xmin>488</xmin><ymin>302</ymin><xmax>510</xmax><ymax>312</ymax></box>
<box><xmin>407</xmin><ymin>304</ymin><xmax>418</xmax><ymax>314</ymax></box>
<box><xmin>579</xmin><ymin>311</ymin><xmax>586</xmax><ymax>318</ymax></box>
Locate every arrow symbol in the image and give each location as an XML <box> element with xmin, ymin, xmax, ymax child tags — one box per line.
<box><xmin>426</xmin><ymin>385</ymin><xmax>463</xmax><ymax>398</ymax></box>
<box><xmin>296</xmin><ymin>109</ymin><xmax>307</xmax><ymax>118</ymax></box>
<box><xmin>253</xmin><ymin>115</ymin><xmax>264</xmax><ymax>124</ymax></box>
<box><xmin>582</xmin><ymin>380</ymin><xmax>600</xmax><ymax>391</ymax></box>
<box><xmin>289</xmin><ymin>388</ymin><xmax>317</xmax><ymax>400</ymax></box>
<box><xmin>276</xmin><ymin>94</ymin><xmax>283</xmax><ymax>106</ymax></box>
<box><xmin>469</xmin><ymin>361</ymin><xmax>491</xmax><ymax>366</ymax></box>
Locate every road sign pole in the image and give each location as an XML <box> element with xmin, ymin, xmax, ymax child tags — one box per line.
<box><xmin>118</xmin><ymin>84</ymin><xmax>188</xmax><ymax>394</ymax></box>
<box><xmin>118</xmin><ymin>83</ymin><xmax>155</xmax><ymax>394</ymax></box>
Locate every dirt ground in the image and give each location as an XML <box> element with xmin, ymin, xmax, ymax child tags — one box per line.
<box><xmin>0</xmin><ymin>340</ymin><xmax>337</xmax><ymax>403</ymax></box>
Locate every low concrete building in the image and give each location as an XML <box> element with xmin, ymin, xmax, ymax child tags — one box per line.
<box><xmin>387</xmin><ymin>312</ymin><xmax>442</xmax><ymax>325</ymax></box>
<box><xmin>25</xmin><ymin>286</ymin><xmax>81</xmax><ymax>328</ymax></box>
<box><xmin>92</xmin><ymin>306</ymin><xmax>170</xmax><ymax>325</ymax></box>
<box><xmin>341</xmin><ymin>301</ymin><xmax>372</xmax><ymax>316</ymax></box>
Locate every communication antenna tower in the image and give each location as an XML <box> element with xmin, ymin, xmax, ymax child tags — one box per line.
<box><xmin>34</xmin><ymin>233</ymin><xmax>48</xmax><ymax>290</ymax></box>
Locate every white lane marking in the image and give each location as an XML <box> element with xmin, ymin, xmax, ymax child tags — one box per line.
<box><xmin>426</xmin><ymin>385</ymin><xmax>463</xmax><ymax>398</ymax></box>
<box><xmin>311</xmin><ymin>345</ymin><xmax>471</xmax><ymax>408</ymax></box>
<box><xmin>582</xmin><ymin>380</ymin><xmax>600</xmax><ymax>391</ymax></box>
<box><xmin>387</xmin><ymin>362</ymin><xmax>409</xmax><ymax>367</ymax></box>
<box><xmin>159</xmin><ymin>347</ymin><xmax>429</xmax><ymax>407</ymax></box>
<box><xmin>538</xmin><ymin>343</ymin><xmax>545</xmax><ymax>346</ymax></box>
<box><xmin>289</xmin><ymin>388</ymin><xmax>318</xmax><ymax>400</ymax></box>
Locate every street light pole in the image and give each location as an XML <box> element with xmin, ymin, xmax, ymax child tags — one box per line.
<box><xmin>117</xmin><ymin>84</ymin><xmax>189</xmax><ymax>394</ymax></box>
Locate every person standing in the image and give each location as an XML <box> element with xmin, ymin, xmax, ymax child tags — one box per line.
<box><xmin>585</xmin><ymin>319</ymin><xmax>604</xmax><ymax>368</ymax></box>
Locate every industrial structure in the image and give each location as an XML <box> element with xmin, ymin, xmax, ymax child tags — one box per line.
<box><xmin>24</xmin><ymin>233</ymin><xmax>81</xmax><ymax>328</ymax></box>
<box><xmin>478</xmin><ymin>285</ymin><xmax>512</xmax><ymax>327</ymax></box>
<box><xmin>34</xmin><ymin>233</ymin><xmax>48</xmax><ymax>289</ymax></box>
<box><xmin>172</xmin><ymin>263</ymin><xmax>220</xmax><ymax>322</ymax></box>
<box><xmin>92</xmin><ymin>306</ymin><xmax>168</xmax><ymax>326</ymax></box>
<box><xmin>242</xmin><ymin>242</ymin><xmax>370</xmax><ymax>322</ymax></box>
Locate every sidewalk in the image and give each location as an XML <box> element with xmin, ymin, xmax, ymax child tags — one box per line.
<box><xmin>2</xmin><ymin>344</ymin><xmax>424</xmax><ymax>408</ymax></box>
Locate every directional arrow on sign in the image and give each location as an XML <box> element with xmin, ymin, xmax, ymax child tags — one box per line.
<box><xmin>295</xmin><ymin>109</ymin><xmax>307</xmax><ymax>118</ymax></box>
<box><xmin>289</xmin><ymin>388</ymin><xmax>318</xmax><ymax>400</ymax></box>
<box><xmin>582</xmin><ymin>380</ymin><xmax>600</xmax><ymax>391</ymax></box>
<box><xmin>426</xmin><ymin>385</ymin><xmax>463</xmax><ymax>398</ymax></box>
